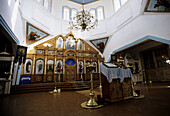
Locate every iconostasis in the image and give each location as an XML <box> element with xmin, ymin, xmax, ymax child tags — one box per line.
<box><xmin>21</xmin><ymin>32</ymin><xmax>104</xmax><ymax>83</ymax></box>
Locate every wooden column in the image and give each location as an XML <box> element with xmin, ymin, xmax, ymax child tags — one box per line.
<box><xmin>98</xmin><ymin>59</ymin><xmax>100</xmax><ymax>73</ymax></box>
<box><xmin>77</xmin><ymin>59</ymin><xmax>79</xmax><ymax>80</ymax></box>
<box><xmin>63</xmin><ymin>58</ymin><xmax>65</xmax><ymax>81</ymax></box>
<box><xmin>32</xmin><ymin>54</ymin><xmax>36</xmax><ymax>75</ymax></box>
<box><xmin>63</xmin><ymin>40</ymin><xmax>66</xmax><ymax>49</ymax></box>
<box><xmin>84</xmin><ymin>58</ymin><xmax>86</xmax><ymax>74</ymax></box>
<box><xmin>76</xmin><ymin>40</ymin><xmax>78</xmax><ymax>50</ymax></box>
<box><xmin>44</xmin><ymin>56</ymin><xmax>47</xmax><ymax>75</ymax></box>
<box><xmin>56</xmin><ymin>38</ymin><xmax>58</xmax><ymax>49</ymax></box>
<box><xmin>83</xmin><ymin>42</ymin><xmax>85</xmax><ymax>51</ymax></box>
<box><xmin>54</xmin><ymin>49</ymin><xmax>57</xmax><ymax>73</ymax></box>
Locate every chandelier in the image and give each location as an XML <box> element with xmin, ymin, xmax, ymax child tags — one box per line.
<box><xmin>69</xmin><ymin>0</ymin><xmax>98</xmax><ymax>31</ymax></box>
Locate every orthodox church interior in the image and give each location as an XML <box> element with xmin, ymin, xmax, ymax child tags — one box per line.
<box><xmin>0</xmin><ymin>0</ymin><xmax>170</xmax><ymax>116</ymax></box>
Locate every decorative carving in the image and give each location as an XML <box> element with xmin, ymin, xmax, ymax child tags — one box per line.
<box><xmin>57</xmin><ymin>51</ymin><xmax>63</xmax><ymax>55</ymax></box>
<box><xmin>66</xmin><ymin>51</ymin><xmax>75</xmax><ymax>56</ymax></box>
<box><xmin>37</xmin><ymin>49</ymin><xmax>45</xmax><ymax>54</ymax></box>
<box><xmin>24</xmin><ymin>32</ymin><xmax>104</xmax><ymax>83</ymax></box>
<box><xmin>48</xmin><ymin>50</ymin><xmax>54</xmax><ymax>55</ymax></box>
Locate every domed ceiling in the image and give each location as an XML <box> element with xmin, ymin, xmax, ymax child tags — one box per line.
<box><xmin>69</xmin><ymin>0</ymin><xmax>98</xmax><ymax>4</ymax></box>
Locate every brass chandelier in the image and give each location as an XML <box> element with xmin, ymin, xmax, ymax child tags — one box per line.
<box><xmin>69</xmin><ymin>0</ymin><xmax>98</xmax><ymax>31</ymax></box>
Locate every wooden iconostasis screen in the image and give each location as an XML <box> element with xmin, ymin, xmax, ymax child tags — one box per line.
<box><xmin>22</xmin><ymin>32</ymin><xmax>104</xmax><ymax>83</ymax></box>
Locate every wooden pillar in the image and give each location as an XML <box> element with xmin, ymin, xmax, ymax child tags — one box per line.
<box><xmin>54</xmin><ymin>57</ymin><xmax>57</xmax><ymax>73</ymax></box>
<box><xmin>63</xmin><ymin>58</ymin><xmax>65</xmax><ymax>81</ymax></box>
<box><xmin>44</xmin><ymin>56</ymin><xmax>47</xmax><ymax>75</ymax></box>
<box><xmin>56</xmin><ymin>38</ymin><xmax>58</xmax><ymax>49</ymax></box>
<box><xmin>63</xmin><ymin>39</ymin><xmax>66</xmax><ymax>49</ymax></box>
<box><xmin>43</xmin><ymin>54</ymin><xmax>47</xmax><ymax>82</ymax></box>
<box><xmin>83</xmin><ymin>42</ymin><xmax>85</xmax><ymax>51</ymax></box>
<box><xmin>32</xmin><ymin>54</ymin><xmax>36</xmax><ymax>75</ymax></box>
<box><xmin>77</xmin><ymin>59</ymin><xmax>79</xmax><ymax>80</ymax></box>
<box><xmin>54</xmin><ymin>49</ymin><xmax>57</xmax><ymax>73</ymax></box>
<box><xmin>84</xmin><ymin>58</ymin><xmax>86</xmax><ymax>74</ymax></box>
<box><xmin>76</xmin><ymin>40</ymin><xmax>78</xmax><ymax>50</ymax></box>
<box><xmin>84</xmin><ymin>58</ymin><xmax>86</xmax><ymax>80</ymax></box>
<box><xmin>98</xmin><ymin>59</ymin><xmax>100</xmax><ymax>73</ymax></box>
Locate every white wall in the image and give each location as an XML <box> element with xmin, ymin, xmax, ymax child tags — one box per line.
<box><xmin>85</xmin><ymin>0</ymin><xmax>170</xmax><ymax>61</ymax></box>
<box><xmin>1</xmin><ymin>0</ymin><xmax>170</xmax><ymax>61</ymax></box>
<box><xmin>85</xmin><ymin>0</ymin><xmax>143</xmax><ymax>39</ymax></box>
<box><xmin>85</xmin><ymin>0</ymin><xmax>114</xmax><ymax>18</ymax></box>
<box><xmin>103</xmin><ymin>14</ymin><xmax>170</xmax><ymax>61</ymax></box>
<box><xmin>0</xmin><ymin>0</ymin><xmax>24</xmax><ymax>44</ymax></box>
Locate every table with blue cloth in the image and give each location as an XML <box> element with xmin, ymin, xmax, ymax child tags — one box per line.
<box><xmin>21</xmin><ymin>75</ymin><xmax>31</xmax><ymax>84</ymax></box>
<box><xmin>100</xmin><ymin>64</ymin><xmax>133</xmax><ymax>102</ymax></box>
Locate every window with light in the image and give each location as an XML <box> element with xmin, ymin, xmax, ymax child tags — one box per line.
<box><xmin>97</xmin><ymin>7</ymin><xmax>104</xmax><ymax>21</ymax></box>
<box><xmin>90</xmin><ymin>9</ymin><xmax>96</xmax><ymax>18</ymax></box>
<box><xmin>71</xmin><ymin>9</ymin><xmax>77</xmax><ymax>20</ymax></box>
<box><xmin>113</xmin><ymin>0</ymin><xmax>127</xmax><ymax>12</ymax></box>
<box><xmin>63</xmin><ymin>6</ymin><xmax>70</xmax><ymax>20</ymax></box>
<box><xmin>37</xmin><ymin>0</ymin><xmax>52</xmax><ymax>12</ymax></box>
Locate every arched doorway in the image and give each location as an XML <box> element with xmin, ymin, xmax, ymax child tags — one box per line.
<box><xmin>65</xmin><ymin>59</ymin><xmax>76</xmax><ymax>81</ymax></box>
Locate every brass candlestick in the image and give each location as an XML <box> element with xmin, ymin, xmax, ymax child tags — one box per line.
<box><xmin>81</xmin><ymin>63</ymin><xmax>103</xmax><ymax>109</ymax></box>
<box><xmin>49</xmin><ymin>72</ymin><xmax>58</xmax><ymax>93</ymax></box>
<box><xmin>98</xmin><ymin>73</ymin><xmax>102</xmax><ymax>89</ymax></box>
<box><xmin>52</xmin><ymin>73</ymin><xmax>60</xmax><ymax>93</ymax></box>
<box><xmin>53</xmin><ymin>87</ymin><xmax>57</xmax><ymax>93</ymax></box>
<box><xmin>86</xmin><ymin>72</ymin><xmax>98</xmax><ymax>107</ymax></box>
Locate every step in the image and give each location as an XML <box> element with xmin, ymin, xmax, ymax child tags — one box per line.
<box><xmin>10</xmin><ymin>81</ymin><xmax>100</xmax><ymax>94</ymax></box>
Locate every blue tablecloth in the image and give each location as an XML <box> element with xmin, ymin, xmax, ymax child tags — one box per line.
<box><xmin>21</xmin><ymin>75</ymin><xmax>31</xmax><ymax>84</ymax></box>
<box><xmin>100</xmin><ymin>64</ymin><xmax>132</xmax><ymax>83</ymax></box>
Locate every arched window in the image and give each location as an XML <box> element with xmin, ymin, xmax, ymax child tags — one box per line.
<box><xmin>71</xmin><ymin>9</ymin><xmax>77</xmax><ymax>19</ymax></box>
<box><xmin>97</xmin><ymin>7</ymin><xmax>104</xmax><ymax>21</ymax></box>
<box><xmin>113</xmin><ymin>0</ymin><xmax>121</xmax><ymax>12</ymax></box>
<box><xmin>37</xmin><ymin>0</ymin><xmax>43</xmax><ymax>4</ymax></box>
<box><xmin>37</xmin><ymin>0</ymin><xmax>52</xmax><ymax>12</ymax></box>
<box><xmin>63</xmin><ymin>6</ymin><xmax>70</xmax><ymax>20</ymax></box>
<box><xmin>120</xmin><ymin>0</ymin><xmax>127</xmax><ymax>5</ymax></box>
<box><xmin>113</xmin><ymin>0</ymin><xmax>127</xmax><ymax>12</ymax></box>
<box><xmin>90</xmin><ymin>9</ymin><xmax>96</xmax><ymax>18</ymax></box>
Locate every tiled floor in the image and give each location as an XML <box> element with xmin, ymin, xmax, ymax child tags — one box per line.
<box><xmin>0</xmin><ymin>83</ymin><xmax>170</xmax><ymax>116</ymax></box>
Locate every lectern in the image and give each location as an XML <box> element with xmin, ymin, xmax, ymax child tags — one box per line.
<box><xmin>101</xmin><ymin>63</ymin><xmax>133</xmax><ymax>102</ymax></box>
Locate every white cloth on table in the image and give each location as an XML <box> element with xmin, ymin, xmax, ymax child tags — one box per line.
<box><xmin>100</xmin><ymin>64</ymin><xmax>120</xmax><ymax>83</ymax></box>
<box><xmin>100</xmin><ymin>64</ymin><xmax>132</xmax><ymax>83</ymax></box>
<box><xmin>119</xmin><ymin>68</ymin><xmax>132</xmax><ymax>82</ymax></box>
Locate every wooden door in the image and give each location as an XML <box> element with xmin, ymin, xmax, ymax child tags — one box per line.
<box><xmin>65</xmin><ymin>64</ymin><xmax>77</xmax><ymax>81</ymax></box>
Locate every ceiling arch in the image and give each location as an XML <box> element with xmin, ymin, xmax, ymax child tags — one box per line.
<box><xmin>69</xmin><ymin>0</ymin><xmax>99</xmax><ymax>5</ymax></box>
